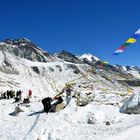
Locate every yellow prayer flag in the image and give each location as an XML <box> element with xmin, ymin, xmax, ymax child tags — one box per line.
<box><xmin>126</xmin><ymin>38</ymin><xmax>136</xmax><ymax>43</ymax></box>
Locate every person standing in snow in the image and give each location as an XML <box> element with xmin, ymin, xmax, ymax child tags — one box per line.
<box><xmin>62</xmin><ymin>84</ymin><xmax>73</xmax><ymax>106</ymax></box>
<box><xmin>65</xmin><ymin>87</ymin><xmax>72</xmax><ymax>105</ymax></box>
<box><xmin>28</xmin><ymin>89</ymin><xmax>32</xmax><ymax>98</ymax></box>
<box><xmin>7</xmin><ymin>90</ymin><xmax>10</xmax><ymax>99</ymax></box>
<box><xmin>15</xmin><ymin>90</ymin><xmax>22</xmax><ymax>102</ymax></box>
<box><xmin>9</xmin><ymin>90</ymin><xmax>15</xmax><ymax>98</ymax></box>
<box><xmin>3</xmin><ymin>92</ymin><xmax>7</xmax><ymax>99</ymax></box>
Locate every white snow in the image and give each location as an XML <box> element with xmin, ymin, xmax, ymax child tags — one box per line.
<box><xmin>106</xmin><ymin>124</ymin><xmax>140</xmax><ymax>140</ymax></box>
<box><xmin>79</xmin><ymin>53</ymin><xmax>100</xmax><ymax>61</ymax></box>
<box><xmin>0</xmin><ymin>42</ymin><xmax>5</xmax><ymax>46</ymax></box>
<box><xmin>1</xmin><ymin>97</ymin><xmax>140</xmax><ymax>140</ymax></box>
<box><xmin>0</xmin><ymin>50</ymin><xmax>140</xmax><ymax>140</ymax></box>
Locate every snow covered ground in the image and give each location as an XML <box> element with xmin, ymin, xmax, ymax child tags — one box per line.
<box><xmin>1</xmin><ymin>89</ymin><xmax>140</xmax><ymax>140</ymax></box>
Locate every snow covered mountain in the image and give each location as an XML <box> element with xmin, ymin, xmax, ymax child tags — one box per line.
<box><xmin>0</xmin><ymin>38</ymin><xmax>140</xmax><ymax>140</ymax></box>
<box><xmin>78</xmin><ymin>53</ymin><xmax>100</xmax><ymax>62</ymax></box>
<box><xmin>0</xmin><ymin>38</ymin><xmax>55</xmax><ymax>62</ymax></box>
<box><xmin>115</xmin><ymin>64</ymin><xmax>140</xmax><ymax>79</ymax></box>
<box><xmin>0</xmin><ymin>38</ymin><xmax>140</xmax><ymax>94</ymax></box>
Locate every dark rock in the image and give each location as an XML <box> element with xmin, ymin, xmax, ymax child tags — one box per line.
<box><xmin>105</xmin><ymin>121</ymin><xmax>111</xmax><ymax>125</ymax></box>
<box><xmin>0</xmin><ymin>38</ymin><xmax>54</xmax><ymax>62</ymax></box>
<box><xmin>31</xmin><ymin>66</ymin><xmax>40</xmax><ymax>74</ymax></box>
<box><xmin>56</xmin><ymin>65</ymin><xmax>62</xmax><ymax>72</ymax></box>
<box><xmin>118</xmin><ymin>80</ymin><xmax>140</xmax><ymax>86</ymax></box>
<box><xmin>120</xmin><ymin>92</ymin><xmax>140</xmax><ymax>114</ymax></box>
<box><xmin>67</xmin><ymin>64</ymin><xmax>80</xmax><ymax>74</ymax></box>
<box><xmin>4</xmin><ymin>39</ymin><xmax>13</xmax><ymax>44</ymax></box>
<box><xmin>57</xmin><ymin>50</ymin><xmax>82</xmax><ymax>64</ymax></box>
<box><xmin>126</xmin><ymin>66</ymin><xmax>131</xmax><ymax>71</ymax></box>
<box><xmin>49</xmin><ymin>67</ymin><xmax>54</xmax><ymax>72</ymax></box>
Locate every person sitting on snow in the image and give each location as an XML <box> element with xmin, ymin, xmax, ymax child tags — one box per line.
<box><xmin>23</xmin><ymin>97</ymin><xmax>30</xmax><ymax>104</ymax></box>
<box><xmin>14</xmin><ymin>104</ymin><xmax>24</xmax><ymax>115</ymax></box>
<box><xmin>51</xmin><ymin>96</ymin><xmax>64</xmax><ymax>112</ymax></box>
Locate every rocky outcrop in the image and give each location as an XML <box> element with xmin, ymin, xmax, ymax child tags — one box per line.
<box><xmin>56</xmin><ymin>50</ymin><xmax>83</xmax><ymax>64</ymax></box>
<box><xmin>0</xmin><ymin>38</ymin><xmax>55</xmax><ymax>62</ymax></box>
<box><xmin>118</xmin><ymin>80</ymin><xmax>140</xmax><ymax>86</ymax></box>
<box><xmin>67</xmin><ymin>64</ymin><xmax>81</xmax><ymax>74</ymax></box>
<box><xmin>120</xmin><ymin>92</ymin><xmax>140</xmax><ymax>114</ymax></box>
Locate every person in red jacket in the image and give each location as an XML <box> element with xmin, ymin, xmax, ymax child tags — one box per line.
<box><xmin>28</xmin><ymin>89</ymin><xmax>32</xmax><ymax>98</ymax></box>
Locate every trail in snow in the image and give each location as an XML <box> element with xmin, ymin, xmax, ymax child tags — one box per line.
<box><xmin>23</xmin><ymin>114</ymin><xmax>40</xmax><ymax>140</ymax></box>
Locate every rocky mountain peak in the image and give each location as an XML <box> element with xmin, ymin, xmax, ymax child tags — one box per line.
<box><xmin>4</xmin><ymin>38</ymin><xmax>31</xmax><ymax>45</ymax></box>
<box><xmin>0</xmin><ymin>38</ymin><xmax>55</xmax><ymax>62</ymax></box>
<box><xmin>79</xmin><ymin>53</ymin><xmax>100</xmax><ymax>62</ymax></box>
<box><xmin>56</xmin><ymin>50</ymin><xmax>83</xmax><ymax>64</ymax></box>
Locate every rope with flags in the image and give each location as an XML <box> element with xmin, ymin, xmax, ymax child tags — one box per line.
<box><xmin>113</xmin><ymin>28</ymin><xmax>140</xmax><ymax>55</ymax></box>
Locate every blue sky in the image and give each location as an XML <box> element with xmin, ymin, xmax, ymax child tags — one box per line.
<box><xmin>0</xmin><ymin>0</ymin><xmax>140</xmax><ymax>66</ymax></box>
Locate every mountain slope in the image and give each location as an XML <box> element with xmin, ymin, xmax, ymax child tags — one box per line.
<box><xmin>0</xmin><ymin>38</ymin><xmax>140</xmax><ymax>96</ymax></box>
<box><xmin>0</xmin><ymin>38</ymin><xmax>55</xmax><ymax>62</ymax></box>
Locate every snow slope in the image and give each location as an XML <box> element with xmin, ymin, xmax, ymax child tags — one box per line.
<box><xmin>1</xmin><ymin>96</ymin><xmax>140</xmax><ymax>140</ymax></box>
<box><xmin>79</xmin><ymin>53</ymin><xmax>100</xmax><ymax>62</ymax></box>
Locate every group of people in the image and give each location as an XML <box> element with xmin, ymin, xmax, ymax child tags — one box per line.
<box><xmin>0</xmin><ymin>89</ymin><xmax>32</xmax><ymax>103</ymax></box>
<box><xmin>1</xmin><ymin>90</ymin><xmax>16</xmax><ymax>99</ymax></box>
<box><xmin>0</xmin><ymin>84</ymin><xmax>73</xmax><ymax>114</ymax></box>
<box><xmin>14</xmin><ymin>90</ymin><xmax>22</xmax><ymax>102</ymax></box>
<box><xmin>15</xmin><ymin>89</ymin><xmax>32</xmax><ymax>103</ymax></box>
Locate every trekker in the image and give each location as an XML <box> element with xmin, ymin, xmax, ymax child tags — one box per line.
<box><xmin>3</xmin><ymin>92</ymin><xmax>7</xmax><ymax>99</ymax></box>
<box><xmin>28</xmin><ymin>89</ymin><xmax>32</xmax><ymax>98</ymax></box>
<box><xmin>14</xmin><ymin>104</ymin><xmax>24</xmax><ymax>115</ymax></box>
<box><xmin>7</xmin><ymin>90</ymin><xmax>10</xmax><ymax>99</ymax></box>
<box><xmin>10</xmin><ymin>90</ymin><xmax>15</xmax><ymax>98</ymax></box>
<box><xmin>23</xmin><ymin>97</ymin><xmax>30</xmax><ymax>104</ymax></box>
<box><xmin>51</xmin><ymin>96</ymin><xmax>64</xmax><ymax>112</ymax></box>
<box><xmin>66</xmin><ymin>87</ymin><xmax>72</xmax><ymax>96</ymax></box>
<box><xmin>52</xmin><ymin>96</ymin><xmax>63</xmax><ymax>105</ymax></box>
<box><xmin>15</xmin><ymin>90</ymin><xmax>22</xmax><ymax>102</ymax></box>
<box><xmin>65</xmin><ymin>86</ymin><xmax>72</xmax><ymax>105</ymax></box>
<box><xmin>42</xmin><ymin>97</ymin><xmax>52</xmax><ymax>113</ymax></box>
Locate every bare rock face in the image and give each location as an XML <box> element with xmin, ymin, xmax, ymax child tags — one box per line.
<box><xmin>120</xmin><ymin>92</ymin><xmax>140</xmax><ymax>114</ymax></box>
<box><xmin>0</xmin><ymin>38</ymin><xmax>55</xmax><ymax>62</ymax></box>
<box><xmin>56</xmin><ymin>50</ymin><xmax>83</xmax><ymax>64</ymax></box>
<box><xmin>75</xmin><ymin>92</ymin><xmax>95</xmax><ymax>106</ymax></box>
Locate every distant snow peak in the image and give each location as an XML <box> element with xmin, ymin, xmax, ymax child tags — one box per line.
<box><xmin>0</xmin><ymin>42</ymin><xmax>5</xmax><ymax>46</ymax></box>
<box><xmin>80</xmin><ymin>53</ymin><xmax>100</xmax><ymax>62</ymax></box>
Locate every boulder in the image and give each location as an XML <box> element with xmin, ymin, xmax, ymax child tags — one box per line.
<box><xmin>120</xmin><ymin>92</ymin><xmax>140</xmax><ymax>114</ymax></box>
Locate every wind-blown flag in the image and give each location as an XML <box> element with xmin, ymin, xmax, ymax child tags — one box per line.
<box><xmin>113</xmin><ymin>28</ymin><xmax>140</xmax><ymax>55</ymax></box>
